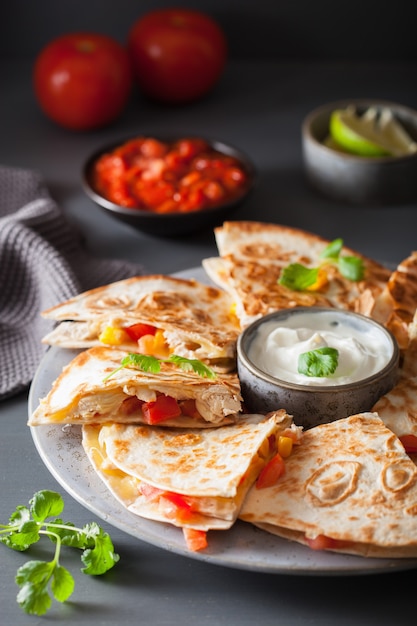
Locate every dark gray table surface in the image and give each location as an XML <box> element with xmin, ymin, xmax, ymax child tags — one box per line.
<box><xmin>1</xmin><ymin>58</ymin><xmax>417</xmax><ymax>625</ymax></box>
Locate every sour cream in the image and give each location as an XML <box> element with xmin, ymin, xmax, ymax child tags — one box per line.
<box><xmin>247</xmin><ymin>310</ymin><xmax>393</xmax><ymax>386</ymax></box>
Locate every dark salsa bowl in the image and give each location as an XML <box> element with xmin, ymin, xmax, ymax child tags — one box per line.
<box><xmin>82</xmin><ymin>135</ymin><xmax>256</xmax><ymax>237</ymax></box>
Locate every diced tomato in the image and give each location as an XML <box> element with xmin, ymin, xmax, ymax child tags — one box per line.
<box><xmin>119</xmin><ymin>396</ymin><xmax>144</xmax><ymax>415</ymax></box>
<box><xmin>267</xmin><ymin>434</ymin><xmax>276</xmax><ymax>453</ymax></box>
<box><xmin>399</xmin><ymin>434</ymin><xmax>417</xmax><ymax>453</ymax></box>
<box><xmin>180</xmin><ymin>170</ymin><xmax>202</xmax><ymax>187</ymax></box>
<box><xmin>201</xmin><ymin>180</ymin><xmax>225</xmax><ymax>202</ymax></box>
<box><xmin>182</xmin><ymin>528</ymin><xmax>208</xmax><ymax>552</ymax></box>
<box><xmin>142</xmin><ymin>394</ymin><xmax>182</xmax><ymax>424</ymax></box>
<box><xmin>139</xmin><ymin>483</ymin><xmax>164</xmax><ymax>501</ymax></box>
<box><xmin>159</xmin><ymin>492</ymin><xmax>193</xmax><ymax>522</ymax></box>
<box><xmin>124</xmin><ymin>322</ymin><xmax>157</xmax><ymax>341</ymax></box>
<box><xmin>222</xmin><ymin>166</ymin><xmax>248</xmax><ymax>189</ymax></box>
<box><xmin>179</xmin><ymin>399</ymin><xmax>201</xmax><ymax>419</ymax></box>
<box><xmin>256</xmin><ymin>453</ymin><xmax>285</xmax><ymax>489</ymax></box>
<box><xmin>306</xmin><ymin>534</ymin><xmax>352</xmax><ymax>552</ymax></box>
<box><xmin>134</xmin><ymin>179</ymin><xmax>176</xmax><ymax>209</ymax></box>
<box><xmin>175</xmin><ymin>138</ymin><xmax>209</xmax><ymax>160</ymax></box>
<box><xmin>139</xmin><ymin>138</ymin><xmax>168</xmax><ymax>159</ymax></box>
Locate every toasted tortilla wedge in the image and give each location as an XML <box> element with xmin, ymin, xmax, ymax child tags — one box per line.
<box><xmin>81</xmin><ymin>410</ymin><xmax>299</xmax><ymax>533</ymax></box>
<box><xmin>203</xmin><ymin>221</ymin><xmax>391</xmax><ymax>328</ymax></box>
<box><xmin>372</xmin><ymin>251</ymin><xmax>417</xmax><ymax>350</ymax></box>
<box><xmin>373</xmin><ymin>377</ymin><xmax>417</xmax><ymax>441</ymax></box>
<box><xmin>239</xmin><ymin>413</ymin><xmax>417</xmax><ymax>558</ymax></box>
<box><xmin>29</xmin><ymin>346</ymin><xmax>242</xmax><ymax>427</ymax></box>
<box><xmin>41</xmin><ymin>275</ymin><xmax>240</xmax><ymax>373</ymax></box>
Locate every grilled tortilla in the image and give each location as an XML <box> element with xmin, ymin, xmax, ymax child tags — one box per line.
<box><xmin>81</xmin><ymin>410</ymin><xmax>299</xmax><ymax>533</ymax></box>
<box><xmin>29</xmin><ymin>346</ymin><xmax>242</xmax><ymax>427</ymax></box>
<box><xmin>239</xmin><ymin>413</ymin><xmax>417</xmax><ymax>558</ymax></box>
<box><xmin>203</xmin><ymin>221</ymin><xmax>391</xmax><ymax>328</ymax></box>
<box><xmin>372</xmin><ymin>251</ymin><xmax>417</xmax><ymax>350</ymax></box>
<box><xmin>41</xmin><ymin>275</ymin><xmax>240</xmax><ymax>373</ymax></box>
<box><xmin>373</xmin><ymin>377</ymin><xmax>417</xmax><ymax>444</ymax></box>
<box><xmin>371</xmin><ymin>308</ymin><xmax>417</xmax><ymax>449</ymax></box>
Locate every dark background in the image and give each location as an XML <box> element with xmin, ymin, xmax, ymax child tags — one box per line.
<box><xmin>2</xmin><ymin>0</ymin><xmax>416</xmax><ymax>62</ymax></box>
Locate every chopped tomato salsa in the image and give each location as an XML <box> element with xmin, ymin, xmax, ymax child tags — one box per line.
<box><xmin>92</xmin><ymin>136</ymin><xmax>250</xmax><ymax>214</ymax></box>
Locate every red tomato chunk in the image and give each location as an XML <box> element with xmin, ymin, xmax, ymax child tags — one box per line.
<box><xmin>92</xmin><ymin>137</ymin><xmax>249</xmax><ymax>213</ymax></box>
<box><xmin>142</xmin><ymin>394</ymin><xmax>182</xmax><ymax>424</ymax></box>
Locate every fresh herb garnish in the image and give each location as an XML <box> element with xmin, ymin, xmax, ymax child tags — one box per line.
<box><xmin>278</xmin><ymin>263</ymin><xmax>320</xmax><ymax>291</ymax></box>
<box><xmin>0</xmin><ymin>490</ymin><xmax>119</xmax><ymax>616</ymax></box>
<box><xmin>298</xmin><ymin>347</ymin><xmax>339</xmax><ymax>378</ymax></box>
<box><xmin>103</xmin><ymin>353</ymin><xmax>217</xmax><ymax>382</ymax></box>
<box><xmin>278</xmin><ymin>238</ymin><xmax>364</xmax><ymax>291</ymax></box>
<box><xmin>320</xmin><ymin>237</ymin><xmax>344</xmax><ymax>260</ymax></box>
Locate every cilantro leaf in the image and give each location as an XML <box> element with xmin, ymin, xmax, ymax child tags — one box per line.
<box><xmin>167</xmin><ymin>355</ymin><xmax>217</xmax><ymax>379</ymax></box>
<box><xmin>278</xmin><ymin>263</ymin><xmax>320</xmax><ymax>291</ymax></box>
<box><xmin>51</xmin><ymin>565</ymin><xmax>75</xmax><ymax>602</ymax></box>
<box><xmin>103</xmin><ymin>352</ymin><xmax>216</xmax><ymax>382</ymax></box>
<box><xmin>298</xmin><ymin>347</ymin><xmax>339</xmax><ymax>378</ymax></box>
<box><xmin>15</xmin><ymin>560</ymin><xmax>55</xmax><ymax>615</ymax></box>
<box><xmin>1</xmin><ymin>521</ymin><xmax>40</xmax><ymax>551</ymax></box>
<box><xmin>122</xmin><ymin>353</ymin><xmax>161</xmax><ymax>373</ymax></box>
<box><xmin>1</xmin><ymin>490</ymin><xmax>119</xmax><ymax>616</ymax></box>
<box><xmin>80</xmin><ymin>524</ymin><xmax>120</xmax><ymax>575</ymax></box>
<box><xmin>30</xmin><ymin>490</ymin><xmax>64</xmax><ymax>523</ymax></box>
<box><xmin>278</xmin><ymin>238</ymin><xmax>364</xmax><ymax>292</ymax></box>
<box><xmin>321</xmin><ymin>238</ymin><xmax>344</xmax><ymax>259</ymax></box>
<box><xmin>338</xmin><ymin>255</ymin><xmax>364</xmax><ymax>281</ymax></box>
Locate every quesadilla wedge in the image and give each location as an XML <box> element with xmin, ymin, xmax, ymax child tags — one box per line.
<box><xmin>371</xmin><ymin>307</ymin><xmax>417</xmax><ymax>456</ymax></box>
<box><xmin>81</xmin><ymin>410</ymin><xmax>301</xmax><ymax>550</ymax></box>
<box><xmin>29</xmin><ymin>346</ymin><xmax>243</xmax><ymax>427</ymax></box>
<box><xmin>239</xmin><ymin>413</ymin><xmax>417</xmax><ymax>558</ymax></box>
<box><xmin>371</xmin><ymin>251</ymin><xmax>417</xmax><ymax>350</ymax></box>
<box><xmin>372</xmin><ymin>377</ymin><xmax>417</xmax><ymax>456</ymax></box>
<box><xmin>41</xmin><ymin>275</ymin><xmax>241</xmax><ymax>373</ymax></box>
<box><xmin>203</xmin><ymin>221</ymin><xmax>391</xmax><ymax>328</ymax></box>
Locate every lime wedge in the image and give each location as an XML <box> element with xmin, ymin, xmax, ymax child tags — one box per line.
<box><xmin>330</xmin><ymin>108</ymin><xmax>391</xmax><ymax>157</ymax></box>
<box><xmin>378</xmin><ymin>108</ymin><xmax>417</xmax><ymax>156</ymax></box>
<box><xmin>329</xmin><ymin>106</ymin><xmax>417</xmax><ymax>157</ymax></box>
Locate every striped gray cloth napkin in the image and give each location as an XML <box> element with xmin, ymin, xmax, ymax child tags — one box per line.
<box><xmin>0</xmin><ymin>165</ymin><xmax>144</xmax><ymax>400</ymax></box>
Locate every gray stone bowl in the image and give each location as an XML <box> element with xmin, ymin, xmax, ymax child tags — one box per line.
<box><xmin>237</xmin><ymin>307</ymin><xmax>400</xmax><ymax>429</ymax></box>
<box><xmin>301</xmin><ymin>99</ymin><xmax>417</xmax><ymax>205</ymax></box>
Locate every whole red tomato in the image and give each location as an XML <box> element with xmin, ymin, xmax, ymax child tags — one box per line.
<box><xmin>127</xmin><ymin>9</ymin><xmax>227</xmax><ymax>104</ymax></box>
<box><xmin>33</xmin><ymin>32</ymin><xmax>133</xmax><ymax>131</ymax></box>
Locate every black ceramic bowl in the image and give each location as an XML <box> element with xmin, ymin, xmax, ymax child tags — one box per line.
<box><xmin>82</xmin><ymin>135</ymin><xmax>256</xmax><ymax>237</ymax></box>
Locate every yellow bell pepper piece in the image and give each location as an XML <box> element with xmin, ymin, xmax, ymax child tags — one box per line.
<box><xmin>277</xmin><ymin>435</ymin><xmax>293</xmax><ymax>458</ymax></box>
<box><xmin>98</xmin><ymin>326</ymin><xmax>130</xmax><ymax>345</ymax></box>
<box><xmin>306</xmin><ymin>267</ymin><xmax>328</xmax><ymax>292</ymax></box>
<box><xmin>137</xmin><ymin>329</ymin><xmax>171</xmax><ymax>358</ymax></box>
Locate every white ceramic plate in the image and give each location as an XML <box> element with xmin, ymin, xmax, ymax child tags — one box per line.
<box><xmin>28</xmin><ymin>267</ymin><xmax>417</xmax><ymax>575</ymax></box>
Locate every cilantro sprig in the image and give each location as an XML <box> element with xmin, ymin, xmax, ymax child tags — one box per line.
<box><xmin>278</xmin><ymin>238</ymin><xmax>364</xmax><ymax>291</ymax></box>
<box><xmin>298</xmin><ymin>347</ymin><xmax>339</xmax><ymax>378</ymax></box>
<box><xmin>0</xmin><ymin>490</ymin><xmax>119</xmax><ymax>616</ymax></box>
<box><xmin>103</xmin><ymin>353</ymin><xmax>217</xmax><ymax>382</ymax></box>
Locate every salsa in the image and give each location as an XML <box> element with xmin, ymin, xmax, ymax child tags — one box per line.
<box><xmin>91</xmin><ymin>136</ymin><xmax>250</xmax><ymax>213</ymax></box>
